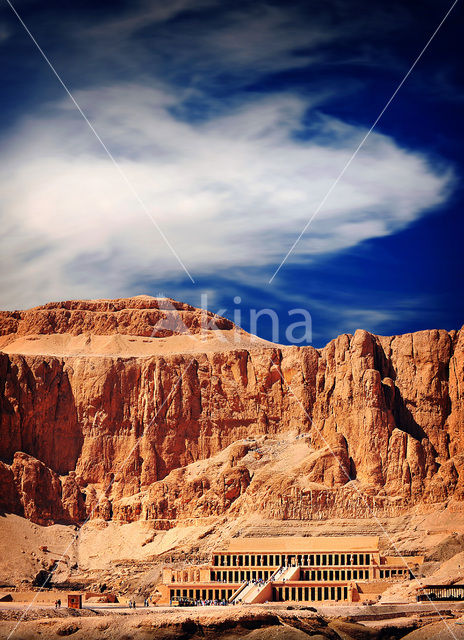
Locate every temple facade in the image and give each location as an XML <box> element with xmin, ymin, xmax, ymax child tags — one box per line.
<box><xmin>156</xmin><ymin>536</ymin><xmax>424</xmax><ymax>605</ymax></box>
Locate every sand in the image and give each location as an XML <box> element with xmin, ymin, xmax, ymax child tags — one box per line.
<box><xmin>402</xmin><ymin>617</ymin><xmax>464</xmax><ymax>639</ymax></box>
<box><xmin>2</xmin><ymin>603</ymin><xmax>464</xmax><ymax>640</ymax></box>
<box><xmin>0</xmin><ymin>605</ymin><xmax>410</xmax><ymax>640</ymax></box>
<box><xmin>0</xmin><ymin>330</ymin><xmax>276</xmax><ymax>358</ymax></box>
<box><xmin>0</xmin><ymin>515</ymin><xmax>77</xmax><ymax>588</ymax></box>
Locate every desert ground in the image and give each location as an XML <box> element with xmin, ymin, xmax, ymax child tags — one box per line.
<box><xmin>2</xmin><ymin>600</ymin><xmax>464</xmax><ymax>640</ymax></box>
<box><xmin>2</xmin><ymin>507</ymin><xmax>464</xmax><ymax>639</ymax></box>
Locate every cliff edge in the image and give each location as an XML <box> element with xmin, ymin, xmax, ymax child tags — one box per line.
<box><xmin>0</xmin><ymin>297</ymin><xmax>462</xmax><ymax>527</ymax></box>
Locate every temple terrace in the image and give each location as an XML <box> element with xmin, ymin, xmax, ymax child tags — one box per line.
<box><xmin>156</xmin><ymin>536</ymin><xmax>424</xmax><ymax>605</ymax></box>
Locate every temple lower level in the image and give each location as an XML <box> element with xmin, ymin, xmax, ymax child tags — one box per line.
<box><xmin>156</xmin><ymin>536</ymin><xmax>424</xmax><ymax>605</ymax></box>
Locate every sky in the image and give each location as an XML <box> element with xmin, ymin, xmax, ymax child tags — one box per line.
<box><xmin>0</xmin><ymin>0</ymin><xmax>462</xmax><ymax>346</ymax></box>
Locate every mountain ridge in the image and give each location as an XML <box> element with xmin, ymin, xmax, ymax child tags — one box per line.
<box><xmin>0</xmin><ymin>297</ymin><xmax>462</xmax><ymax>529</ymax></box>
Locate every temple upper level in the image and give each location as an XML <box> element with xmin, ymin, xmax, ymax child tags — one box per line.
<box><xmin>212</xmin><ymin>536</ymin><xmax>380</xmax><ymax>568</ymax></box>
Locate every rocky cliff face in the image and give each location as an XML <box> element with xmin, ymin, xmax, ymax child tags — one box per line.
<box><xmin>0</xmin><ymin>297</ymin><xmax>462</xmax><ymax>526</ymax></box>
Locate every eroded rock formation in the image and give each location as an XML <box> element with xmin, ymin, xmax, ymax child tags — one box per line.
<box><xmin>0</xmin><ymin>297</ymin><xmax>462</xmax><ymax>526</ymax></box>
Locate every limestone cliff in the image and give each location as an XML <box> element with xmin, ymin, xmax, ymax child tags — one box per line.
<box><xmin>0</xmin><ymin>297</ymin><xmax>462</xmax><ymax>526</ymax></box>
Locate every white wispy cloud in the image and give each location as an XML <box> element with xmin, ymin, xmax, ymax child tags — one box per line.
<box><xmin>0</xmin><ymin>83</ymin><xmax>453</xmax><ymax>309</ymax></box>
<box><xmin>65</xmin><ymin>0</ymin><xmax>417</xmax><ymax>93</ymax></box>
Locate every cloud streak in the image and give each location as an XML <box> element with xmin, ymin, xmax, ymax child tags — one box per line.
<box><xmin>0</xmin><ymin>83</ymin><xmax>453</xmax><ymax>309</ymax></box>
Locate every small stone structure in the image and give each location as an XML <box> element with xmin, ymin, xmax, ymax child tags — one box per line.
<box><xmin>67</xmin><ymin>594</ymin><xmax>83</xmax><ymax>609</ymax></box>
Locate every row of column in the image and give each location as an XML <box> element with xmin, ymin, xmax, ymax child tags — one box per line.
<box><xmin>169</xmin><ymin>568</ymin><xmax>201</xmax><ymax>582</ymax></box>
<box><xmin>420</xmin><ymin>587</ymin><xmax>464</xmax><ymax>600</ymax></box>
<box><xmin>214</xmin><ymin>552</ymin><xmax>371</xmax><ymax>568</ymax></box>
<box><xmin>301</xmin><ymin>568</ymin><xmax>369</xmax><ymax>582</ymax></box>
<box><xmin>211</xmin><ymin>570</ymin><xmax>272</xmax><ymax>583</ymax></box>
<box><xmin>272</xmin><ymin>585</ymin><xmax>350</xmax><ymax>602</ymax></box>
<box><xmin>171</xmin><ymin>588</ymin><xmax>234</xmax><ymax>601</ymax></box>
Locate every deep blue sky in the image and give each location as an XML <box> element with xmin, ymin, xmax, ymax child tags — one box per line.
<box><xmin>0</xmin><ymin>0</ymin><xmax>462</xmax><ymax>346</ymax></box>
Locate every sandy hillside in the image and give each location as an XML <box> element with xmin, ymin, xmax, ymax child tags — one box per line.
<box><xmin>0</xmin><ymin>329</ymin><xmax>276</xmax><ymax>358</ymax></box>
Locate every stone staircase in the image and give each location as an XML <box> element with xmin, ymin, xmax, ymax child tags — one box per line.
<box><xmin>229</xmin><ymin>581</ymin><xmax>256</xmax><ymax>604</ymax></box>
<box><xmin>230</xmin><ymin>565</ymin><xmax>298</xmax><ymax>605</ymax></box>
<box><xmin>278</xmin><ymin>565</ymin><xmax>300</xmax><ymax>582</ymax></box>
